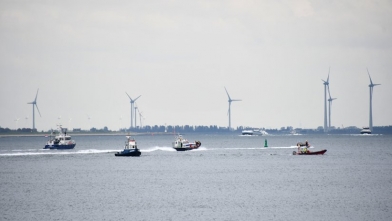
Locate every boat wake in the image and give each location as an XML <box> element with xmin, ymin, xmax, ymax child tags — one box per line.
<box><xmin>351</xmin><ymin>134</ymin><xmax>382</xmax><ymax>136</ymax></box>
<box><xmin>141</xmin><ymin>146</ymin><xmax>207</xmax><ymax>152</ymax></box>
<box><xmin>218</xmin><ymin>146</ymin><xmax>314</xmax><ymax>150</ymax></box>
<box><xmin>141</xmin><ymin>146</ymin><xmax>176</xmax><ymax>152</ymax></box>
<box><xmin>1</xmin><ymin>146</ymin><xmax>311</xmax><ymax>156</ymax></box>
<box><xmin>0</xmin><ymin>149</ymin><xmax>118</xmax><ymax>156</ymax></box>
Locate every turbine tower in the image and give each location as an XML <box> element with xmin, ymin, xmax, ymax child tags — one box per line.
<box><xmin>224</xmin><ymin>87</ymin><xmax>241</xmax><ymax>131</ymax></box>
<box><xmin>125</xmin><ymin>92</ymin><xmax>141</xmax><ymax>129</ymax></box>
<box><xmin>134</xmin><ymin>105</ymin><xmax>138</xmax><ymax>128</ymax></box>
<box><xmin>327</xmin><ymin>85</ymin><xmax>337</xmax><ymax>131</ymax></box>
<box><xmin>367</xmin><ymin>68</ymin><xmax>380</xmax><ymax>132</ymax></box>
<box><xmin>322</xmin><ymin>68</ymin><xmax>330</xmax><ymax>132</ymax></box>
<box><xmin>27</xmin><ymin>89</ymin><xmax>41</xmax><ymax>130</ymax></box>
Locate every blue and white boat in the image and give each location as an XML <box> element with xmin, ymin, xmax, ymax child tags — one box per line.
<box><xmin>115</xmin><ymin>136</ymin><xmax>141</xmax><ymax>157</ymax></box>
<box><xmin>44</xmin><ymin>125</ymin><xmax>76</xmax><ymax>149</ymax></box>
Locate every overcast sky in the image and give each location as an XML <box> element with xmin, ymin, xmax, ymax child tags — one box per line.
<box><xmin>1</xmin><ymin>0</ymin><xmax>391</xmax><ymax>131</ymax></box>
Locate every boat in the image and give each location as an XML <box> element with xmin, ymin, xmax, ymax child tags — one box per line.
<box><xmin>360</xmin><ymin>127</ymin><xmax>371</xmax><ymax>134</ymax></box>
<box><xmin>172</xmin><ymin>134</ymin><xmax>201</xmax><ymax>151</ymax></box>
<box><xmin>241</xmin><ymin>129</ymin><xmax>268</xmax><ymax>136</ymax></box>
<box><xmin>241</xmin><ymin>130</ymin><xmax>254</xmax><ymax>135</ymax></box>
<box><xmin>44</xmin><ymin>125</ymin><xmax>76</xmax><ymax>149</ymax></box>
<box><xmin>115</xmin><ymin>136</ymin><xmax>141</xmax><ymax>157</ymax></box>
<box><xmin>290</xmin><ymin>130</ymin><xmax>301</xmax><ymax>135</ymax></box>
<box><xmin>293</xmin><ymin>149</ymin><xmax>327</xmax><ymax>155</ymax></box>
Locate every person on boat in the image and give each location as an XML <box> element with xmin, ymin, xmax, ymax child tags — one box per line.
<box><xmin>302</xmin><ymin>140</ymin><xmax>310</xmax><ymax>153</ymax></box>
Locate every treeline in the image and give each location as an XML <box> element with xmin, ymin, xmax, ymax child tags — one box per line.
<box><xmin>0</xmin><ymin>127</ymin><xmax>38</xmax><ymax>133</ymax></box>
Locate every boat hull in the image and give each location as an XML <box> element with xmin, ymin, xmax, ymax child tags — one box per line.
<box><xmin>115</xmin><ymin>150</ymin><xmax>141</xmax><ymax>157</ymax></box>
<box><xmin>293</xmin><ymin>149</ymin><xmax>327</xmax><ymax>155</ymax></box>
<box><xmin>173</xmin><ymin>143</ymin><xmax>201</xmax><ymax>151</ymax></box>
<box><xmin>174</xmin><ymin>147</ymin><xmax>196</xmax><ymax>151</ymax></box>
<box><xmin>44</xmin><ymin>144</ymin><xmax>76</xmax><ymax>149</ymax></box>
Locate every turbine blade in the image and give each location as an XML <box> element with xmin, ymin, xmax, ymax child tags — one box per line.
<box><xmin>367</xmin><ymin>68</ymin><xmax>373</xmax><ymax>85</ymax></box>
<box><xmin>327</xmin><ymin>85</ymin><xmax>332</xmax><ymax>99</ymax></box>
<box><xmin>34</xmin><ymin>89</ymin><xmax>39</xmax><ymax>102</ymax></box>
<box><xmin>327</xmin><ymin>67</ymin><xmax>330</xmax><ymax>83</ymax></box>
<box><xmin>35</xmin><ymin>104</ymin><xmax>42</xmax><ymax>117</ymax></box>
<box><xmin>134</xmin><ymin>95</ymin><xmax>141</xmax><ymax>101</ymax></box>
<box><xmin>232</xmin><ymin>99</ymin><xmax>242</xmax><ymax>101</ymax></box>
<box><xmin>224</xmin><ymin>87</ymin><xmax>231</xmax><ymax>100</ymax></box>
<box><xmin>125</xmin><ymin>92</ymin><xmax>132</xmax><ymax>100</ymax></box>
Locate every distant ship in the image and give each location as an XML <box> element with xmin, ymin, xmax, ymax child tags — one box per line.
<box><xmin>360</xmin><ymin>127</ymin><xmax>371</xmax><ymax>134</ymax></box>
<box><xmin>241</xmin><ymin>129</ymin><xmax>268</xmax><ymax>136</ymax></box>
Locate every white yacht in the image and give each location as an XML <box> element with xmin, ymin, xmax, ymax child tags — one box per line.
<box><xmin>360</xmin><ymin>127</ymin><xmax>371</xmax><ymax>134</ymax></box>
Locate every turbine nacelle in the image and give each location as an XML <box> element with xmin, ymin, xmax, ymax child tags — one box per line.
<box><xmin>126</xmin><ymin>92</ymin><xmax>141</xmax><ymax>103</ymax></box>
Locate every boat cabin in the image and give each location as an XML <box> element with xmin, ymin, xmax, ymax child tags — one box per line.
<box><xmin>125</xmin><ymin>136</ymin><xmax>138</xmax><ymax>149</ymax></box>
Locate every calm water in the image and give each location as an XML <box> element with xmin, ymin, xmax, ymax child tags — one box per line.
<box><xmin>1</xmin><ymin>133</ymin><xmax>391</xmax><ymax>221</ymax></box>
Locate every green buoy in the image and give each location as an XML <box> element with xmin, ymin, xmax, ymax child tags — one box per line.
<box><xmin>264</xmin><ymin>139</ymin><xmax>268</xmax><ymax>147</ymax></box>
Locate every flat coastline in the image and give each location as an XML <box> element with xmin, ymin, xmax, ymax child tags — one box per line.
<box><xmin>0</xmin><ymin>132</ymin><xmax>174</xmax><ymax>138</ymax></box>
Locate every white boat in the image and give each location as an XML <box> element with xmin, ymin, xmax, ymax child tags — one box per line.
<box><xmin>241</xmin><ymin>130</ymin><xmax>254</xmax><ymax>135</ymax></box>
<box><xmin>172</xmin><ymin>134</ymin><xmax>201</xmax><ymax>151</ymax></box>
<box><xmin>290</xmin><ymin>130</ymin><xmax>301</xmax><ymax>135</ymax></box>
<box><xmin>44</xmin><ymin>125</ymin><xmax>76</xmax><ymax>149</ymax></box>
<box><xmin>241</xmin><ymin>129</ymin><xmax>268</xmax><ymax>136</ymax></box>
<box><xmin>360</xmin><ymin>127</ymin><xmax>371</xmax><ymax>134</ymax></box>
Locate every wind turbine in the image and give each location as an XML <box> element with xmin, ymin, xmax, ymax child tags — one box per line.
<box><xmin>367</xmin><ymin>68</ymin><xmax>380</xmax><ymax>132</ymax></box>
<box><xmin>15</xmin><ymin>117</ymin><xmax>20</xmax><ymax>130</ymax></box>
<box><xmin>68</xmin><ymin>117</ymin><xmax>72</xmax><ymax>131</ymax></box>
<box><xmin>25</xmin><ymin>116</ymin><xmax>29</xmax><ymax>128</ymax></box>
<box><xmin>125</xmin><ymin>92</ymin><xmax>141</xmax><ymax>129</ymax></box>
<box><xmin>27</xmin><ymin>89</ymin><xmax>41</xmax><ymax>130</ymax></box>
<box><xmin>139</xmin><ymin>112</ymin><xmax>144</xmax><ymax>129</ymax></box>
<box><xmin>137</xmin><ymin>106</ymin><xmax>144</xmax><ymax>129</ymax></box>
<box><xmin>327</xmin><ymin>85</ymin><xmax>337</xmax><ymax>131</ymax></box>
<box><xmin>224</xmin><ymin>87</ymin><xmax>241</xmax><ymax>131</ymax></box>
<box><xmin>322</xmin><ymin>68</ymin><xmax>330</xmax><ymax>133</ymax></box>
<box><xmin>135</xmin><ymin>103</ymin><xmax>144</xmax><ymax>129</ymax></box>
<box><xmin>134</xmin><ymin>105</ymin><xmax>138</xmax><ymax>128</ymax></box>
<box><xmin>138</xmin><ymin>110</ymin><xmax>144</xmax><ymax>129</ymax></box>
<box><xmin>87</xmin><ymin>114</ymin><xmax>92</xmax><ymax>130</ymax></box>
<box><xmin>119</xmin><ymin>115</ymin><xmax>123</xmax><ymax>132</ymax></box>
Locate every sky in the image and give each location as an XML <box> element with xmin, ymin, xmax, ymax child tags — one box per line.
<box><xmin>1</xmin><ymin>0</ymin><xmax>391</xmax><ymax>131</ymax></box>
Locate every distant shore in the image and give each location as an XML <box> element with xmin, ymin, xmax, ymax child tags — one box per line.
<box><xmin>0</xmin><ymin>132</ymin><xmax>176</xmax><ymax>138</ymax></box>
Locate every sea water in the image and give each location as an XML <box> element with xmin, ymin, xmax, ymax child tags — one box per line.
<box><xmin>0</xmin><ymin>134</ymin><xmax>391</xmax><ymax>221</ymax></box>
